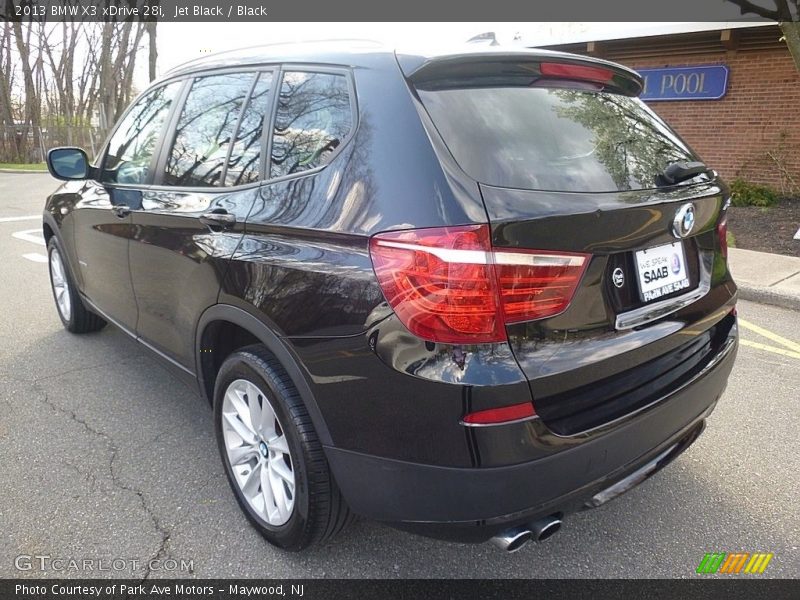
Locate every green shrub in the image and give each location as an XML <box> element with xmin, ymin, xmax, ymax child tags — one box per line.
<box><xmin>730</xmin><ymin>178</ymin><xmax>778</xmax><ymax>207</ymax></box>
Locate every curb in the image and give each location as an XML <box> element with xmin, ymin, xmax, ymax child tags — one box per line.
<box><xmin>737</xmin><ymin>283</ymin><xmax>800</xmax><ymax>312</ymax></box>
<box><xmin>0</xmin><ymin>168</ymin><xmax>48</xmax><ymax>174</ymax></box>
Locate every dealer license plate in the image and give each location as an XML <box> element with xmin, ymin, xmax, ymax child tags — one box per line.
<box><xmin>634</xmin><ymin>242</ymin><xmax>690</xmax><ymax>302</ymax></box>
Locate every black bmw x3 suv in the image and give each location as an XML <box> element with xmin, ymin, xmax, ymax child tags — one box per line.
<box><xmin>43</xmin><ymin>42</ymin><xmax>738</xmax><ymax>552</ymax></box>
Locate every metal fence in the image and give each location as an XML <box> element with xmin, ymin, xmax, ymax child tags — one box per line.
<box><xmin>0</xmin><ymin>124</ymin><xmax>106</xmax><ymax>163</ymax></box>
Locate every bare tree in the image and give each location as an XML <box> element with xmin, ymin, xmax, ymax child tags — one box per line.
<box><xmin>11</xmin><ymin>17</ymin><xmax>43</xmax><ymax>159</ymax></box>
<box><xmin>146</xmin><ymin>19</ymin><xmax>158</xmax><ymax>82</ymax></box>
<box><xmin>1</xmin><ymin>7</ymin><xmax>158</xmax><ymax>162</ymax></box>
<box><xmin>95</xmin><ymin>21</ymin><xmax>147</xmax><ymax>128</ymax></box>
<box><xmin>726</xmin><ymin>1</ymin><xmax>800</xmax><ymax>70</ymax></box>
<box><xmin>0</xmin><ymin>22</ymin><xmax>15</xmax><ymax>127</ymax></box>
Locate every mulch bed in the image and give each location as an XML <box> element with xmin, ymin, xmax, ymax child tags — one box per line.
<box><xmin>727</xmin><ymin>198</ymin><xmax>800</xmax><ymax>257</ymax></box>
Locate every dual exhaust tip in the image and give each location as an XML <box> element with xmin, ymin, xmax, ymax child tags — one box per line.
<box><xmin>490</xmin><ymin>515</ymin><xmax>562</xmax><ymax>553</ymax></box>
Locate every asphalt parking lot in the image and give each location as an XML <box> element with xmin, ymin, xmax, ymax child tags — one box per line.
<box><xmin>0</xmin><ymin>172</ymin><xmax>798</xmax><ymax>579</ymax></box>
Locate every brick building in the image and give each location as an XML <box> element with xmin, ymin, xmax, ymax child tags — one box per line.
<box><xmin>541</xmin><ymin>24</ymin><xmax>800</xmax><ymax>193</ymax></box>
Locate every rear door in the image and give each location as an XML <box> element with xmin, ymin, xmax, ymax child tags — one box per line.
<box><xmin>411</xmin><ymin>56</ymin><xmax>737</xmax><ymax>435</ymax></box>
<box><xmin>128</xmin><ymin>69</ymin><xmax>276</xmax><ymax>370</ymax></box>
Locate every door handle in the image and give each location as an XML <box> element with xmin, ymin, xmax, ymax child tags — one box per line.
<box><xmin>112</xmin><ymin>205</ymin><xmax>131</xmax><ymax>218</ymax></box>
<box><xmin>199</xmin><ymin>211</ymin><xmax>236</xmax><ymax>230</ymax></box>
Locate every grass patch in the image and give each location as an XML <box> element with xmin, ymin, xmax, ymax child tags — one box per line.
<box><xmin>0</xmin><ymin>162</ymin><xmax>47</xmax><ymax>171</ymax></box>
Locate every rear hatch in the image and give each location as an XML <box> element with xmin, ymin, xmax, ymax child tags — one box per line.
<box><xmin>405</xmin><ymin>50</ymin><xmax>737</xmax><ymax>435</ymax></box>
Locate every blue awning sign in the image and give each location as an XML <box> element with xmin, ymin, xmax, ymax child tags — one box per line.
<box><xmin>638</xmin><ymin>65</ymin><xmax>729</xmax><ymax>101</ymax></box>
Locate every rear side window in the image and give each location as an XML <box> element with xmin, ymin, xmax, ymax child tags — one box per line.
<box><xmin>269</xmin><ymin>71</ymin><xmax>352</xmax><ymax>179</ymax></box>
<box><xmin>164</xmin><ymin>72</ymin><xmax>257</xmax><ymax>187</ymax></box>
<box><xmin>417</xmin><ymin>86</ymin><xmax>698</xmax><ymax>193</ymax></box>
<box><xmin>101</xmin><ymin>82</ymin><xmax>180</xmax><ymax>185</ymax></box>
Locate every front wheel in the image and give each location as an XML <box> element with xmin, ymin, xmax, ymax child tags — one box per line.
<box><xmin>47</xmin><ymin>237</ymin><xmax>106</xmax><ymax>334</ymax></box>
<box><xmin>213</xmin><ymin>345</ymin><xmax>353</xmax><ymax>551</ymax></box>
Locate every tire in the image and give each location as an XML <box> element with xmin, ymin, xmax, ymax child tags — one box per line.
<box><xmin>47</xmin><ymin>237</ymin><xmax>106</xmax><ymax>334</ymax></box>
<box><xmin>213</xmin><ymin>345</ymin><xmax>353</xmax><ymax>551</ymax></box>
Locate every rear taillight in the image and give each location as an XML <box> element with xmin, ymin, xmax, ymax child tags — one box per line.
<box><xmin>493</xmin><ymin>249</ymin><xmax>589</xmax><ymax>323</ymax></box>
<box><xmin>369</xmin><ymin>225</ymin><xmax>502</xmax><ymax>343</ymax></box>
<box><xmin>369</xmin><ymin>225</ymin><xmax>590</xmax><ymax>344</ymax></box>
<box><xmin>717</xmin><ymin>213</ymin><xmax>729</xmax><ymax>258</ymax></box>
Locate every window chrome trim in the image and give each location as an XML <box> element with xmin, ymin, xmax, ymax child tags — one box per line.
<box><xmin>615</xmin><ymin>250</ymin><xmax>712</xmax><ymax>330</ymax></box>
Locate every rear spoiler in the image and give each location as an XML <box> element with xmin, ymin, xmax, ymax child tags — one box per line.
<box><xmin>397</xmin><ymin>49</ymin><xmax>643</xmax><ymax>97</ymax></box>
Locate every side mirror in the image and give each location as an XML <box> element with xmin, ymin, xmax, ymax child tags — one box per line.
<box><xmin>47</xmin><ymin>147</ymin><xmax>89</xmax><ymax>181</ymax></box>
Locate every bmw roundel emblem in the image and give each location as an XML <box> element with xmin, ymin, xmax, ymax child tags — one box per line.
<box><xmin>672</xmin><ymin>203</ymin><xmax>696</xmax><ymax>239</ymax></box>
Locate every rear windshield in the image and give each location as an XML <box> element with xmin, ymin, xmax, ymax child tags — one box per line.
<box><xmin>417</xmin><ymin>86</ymin><xmax>700</xmax><ymax>193</ymax></box>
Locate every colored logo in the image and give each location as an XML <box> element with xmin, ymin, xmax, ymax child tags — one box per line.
<box><xmin>696</xmin><ymin>552</ymin><xmax>773</xmax><ymax>574</ymax></box>
<box><xmin>671</xmin><ymin>253</ymin><xmax>681</xmax><ymax>274</ymax></box>
<box><xmin>672</xmin><ymin>203</ymin><xmax>696</xmax><ymax>239</ymax></box>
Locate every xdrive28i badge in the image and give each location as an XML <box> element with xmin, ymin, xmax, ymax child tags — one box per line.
<box><xmin>672</xmin><ymin>203</ymin><xmax>696</xmax><ymax>239</ymax></box>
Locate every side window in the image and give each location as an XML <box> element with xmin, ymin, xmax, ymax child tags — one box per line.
<box><xmin>101</xmin><ymin>82</ymin><xmax>180</xmax><ymax>185</ymax></box>
<box><xmin>225</xmin><ymin>72</ymin><xmax>273</xmax><ymax>186</ymax></box>
<box><xmin>270</xmin><ymin>71</ymin><xmax>352</xmax><ymax>179</ymax></box>
<box><xmin>163</xmin><ymin>72</ymin><xmax>257</xmax><ymax>187</ymax></box>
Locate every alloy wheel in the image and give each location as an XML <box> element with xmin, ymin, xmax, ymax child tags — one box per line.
<box><xmin>49</xmin><ymin>246</ymin><xmax>72</xmax><ymax>322</ymax></box>
<box><xmin>221</xmin><ymin>379</ymin><xmax>296</xmax><ymax>526</ymax></box>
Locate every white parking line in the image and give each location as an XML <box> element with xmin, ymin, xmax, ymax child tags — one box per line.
<box><xmin>12</xmin><ymin>228</ymin><xmax>45</xmax><ymax>246</ymax></box>
<box><xmin>0</xmin><ymin>215</ymin><xmax>39</xmax><ymax>223</ymax></box>
<box><xmin>10</xmin><ymin>226</ymin><xmax>47</xmax><ymax>263</ymax></box>
<box><xmin>22</xmin><ymin>252</ymin><xmax>48</xmax><ymax>263</ymax></box>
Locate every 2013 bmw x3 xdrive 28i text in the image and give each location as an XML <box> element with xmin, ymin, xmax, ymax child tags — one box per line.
<box><xmin>43</xmin><ymin>42</ymin><xmax>738</xmax><ymax>552</ymax></box>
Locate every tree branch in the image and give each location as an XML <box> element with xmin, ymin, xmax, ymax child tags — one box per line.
<box><xmin>726</xmin><ymin>0</ymin><xmax>782</xmax><ymax>20</ymax></box>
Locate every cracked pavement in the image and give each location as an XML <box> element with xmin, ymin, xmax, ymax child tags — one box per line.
<box><xmin>1</xmin><ymin>173</ymin><xmax>799</xmax><ymax>578</ymax></box>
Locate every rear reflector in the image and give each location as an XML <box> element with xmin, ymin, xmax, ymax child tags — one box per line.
<box><xmin>540</xmin><ymin>62</ymin><xmax>614</xmax><ymax>85</ymax></box>
<box><xmin>717</xmin><ymin>212</ymin><xmax>729</xmax><ymax>259</ymax></box>
<box><xmin>462</xmin><ymin>402</ymin><xmax>536</xmax><ymax>425</ymax></box>
<box><xmin>369</xmin><ymin>225</ymin><xmax>589</xmax><ymax>344</ymax></box>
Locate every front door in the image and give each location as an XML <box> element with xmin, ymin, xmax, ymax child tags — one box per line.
<box><xmin>129</xmin><ymin>71</ymin><xmax>275</xmax><ymax>369</ymax></box>
<box><xmin>73</xmin><ymin>82</ymin><xmax>182</xmax><ymax>331</ymax></box>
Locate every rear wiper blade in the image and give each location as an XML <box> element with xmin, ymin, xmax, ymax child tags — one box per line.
<box><xmin>656</xmin><ymin>161</ymin><xmax>708</xmax><ymax>186</ymax></box>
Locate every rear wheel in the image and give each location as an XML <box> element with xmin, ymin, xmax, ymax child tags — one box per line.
<box><xmin>213</xmin><ymin>345</ymin><xmax>353</xmax><ymax>551</ymax></box>
<box><xmin>47</xmin><ymin>237</ymin><xmax>106</xmax><ymax>334</ymax></box>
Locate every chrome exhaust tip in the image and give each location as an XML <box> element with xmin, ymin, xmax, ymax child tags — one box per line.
<box><xmin>489</xmin><ymin>526</ymin><xmax>534</xmax><ymax>553</ymax></box>
<box><xmin>489</xmin><ymin>515</ymin><xmax>563</xmax><ymax>552</ymax></box>
<box><xmin>530</xmin><ymin>515</ymin><xmax>562</xmax><ymax>542</ymax></box>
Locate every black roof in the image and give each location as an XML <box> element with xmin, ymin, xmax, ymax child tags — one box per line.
<box><xmin>162</xmin><ymin>40</ymin><xmax>643</xmax><ymax>93</ymax></box>
<box><xmin>164</xmin><ymin>40</ymin><xmax>391</xmax><ymax>77</ymax></box>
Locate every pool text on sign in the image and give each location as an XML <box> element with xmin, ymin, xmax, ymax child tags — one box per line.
<box><xmin>639</xmin><ymin>66</ymin><xmax>729</xmax><ymax>101</ymax></box>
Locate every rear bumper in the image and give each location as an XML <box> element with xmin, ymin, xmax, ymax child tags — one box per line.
<box><xmin>325</xmin><ymin>329</ymin><xmax>737</xmax><ymax>542</ymax></box>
